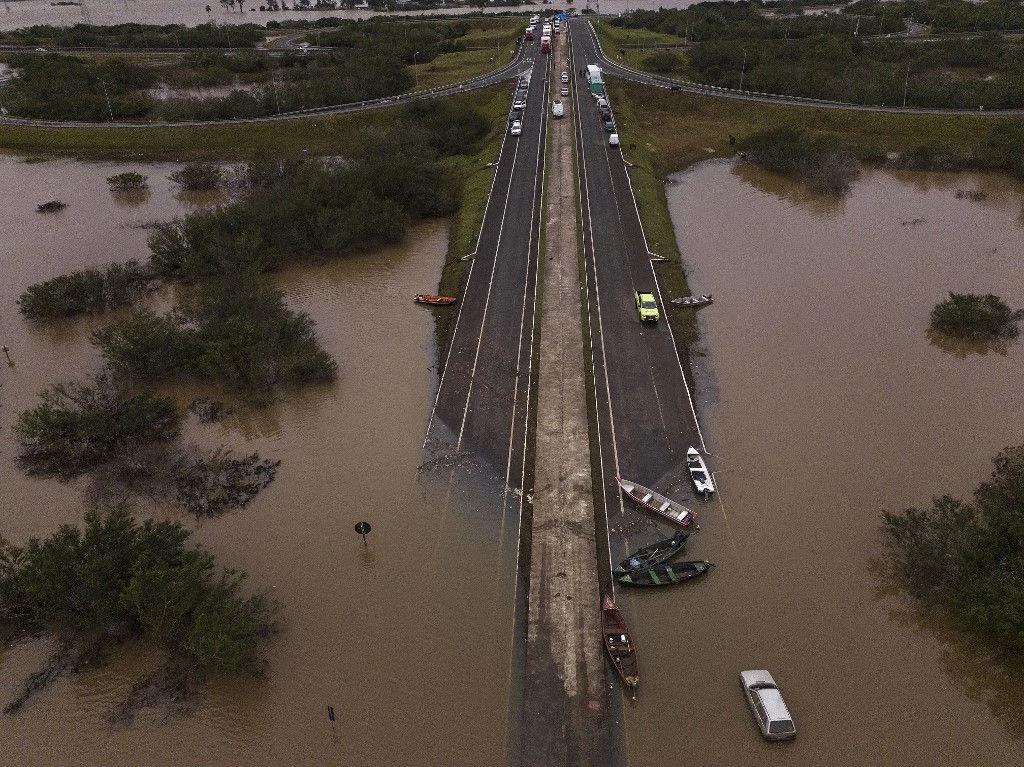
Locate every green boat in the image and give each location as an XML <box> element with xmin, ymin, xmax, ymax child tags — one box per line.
<box><xmin>616</xmin><ymin>560</ymin><xmax>714</xmax><ymax>587</ymax></box>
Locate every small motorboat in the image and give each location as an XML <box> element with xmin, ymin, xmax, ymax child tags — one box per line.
<box><xmin>616</xmin><ymin>560</ymin><xmax>715</xmax><ymax>587</ymax></box>
<box><xmin>618</xmin><ymin>477</ymin><xmax>696</xmax><ymax>527</ymax></box>
<box><xmin>671</xmin><ymin>293</ymin><xmax>713</xmax><ymax>307</ymax></box>
<box><xmin>687</xmin><ymin>447</ymin><xmax>715</xmax><ymax>499</ymax></box>
<box><xmin>601</xmin><ymin>594</ymin><xmax>638</xmax><ymax>692</ymax></box>
<box><xmin>613</xmin><ymin>530</ymin><xmax>689</xmax><ymax>577</ymax></box>
<box><xmin>414</xmin><ymin>294</ymin><xmax>457</xmax><ymax>306</ymax></box>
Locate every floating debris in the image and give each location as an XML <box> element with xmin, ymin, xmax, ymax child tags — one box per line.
<box><xmin>36</xmin><ymin>200</ymin><xmax>66</xmax><ymax>213</ymax></box>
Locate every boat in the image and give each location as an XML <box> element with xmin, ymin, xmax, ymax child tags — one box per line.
<box><xmin>617</xmin><ymin>477</ymin><xmax>696</xmax><ymax>528</ymax></box>
<box><xmin>601</xmin><ymin>594</ymin><xmax>639</xmax><ymax>692</ymax></box>
<box><xmin>414</xmin><ymin>294</ymin><xmax>457</xmax><ymax>306</ymax></box>
<box><xmin>671</xmin><ymin>293</ymin><xmax>713</xmax><ymax>307</ymax></box>
<box><xmin>616</xmin><ymin>560</ymin><xmax>715</xmax><ymax>587</ymax></box>
<box><xmin>613</xmin><ymin>530</ymin><xmax>689</xmax><ymax>577</ymax></box>
<box><xmin>687</xmin><ymin>447</ymin><xmax>715</xmax><ymax>498</ymax></box>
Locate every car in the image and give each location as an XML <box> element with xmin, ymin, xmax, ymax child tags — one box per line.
<box><xmin>560</xmin><ymin>86</ymin><xmax>569</xmax><ymax>97</ymax></box>
<box><xmin>740</xmin><ymin>670</ymin><xmax>796</xmax><ymax>741</ymax></box>
<box><xmin>508</xmin><ymin>108</ymin><xmax>523</xmax><ymax>124</ymax></box>
<box><xmin>510</xmin><ymin>120</ymin><xmax>522</xmax><ymax>136</ymax></box>
<box><xmin>602</xmin><ymin>117</ymin><xmax>616</xmax><ymax>132</ymax></box>
<box><xmin>513</xmin><ymin>97</ymin><xmax>527</xmax><ymax>110</ymax></box>
<box><xmin>561</xmin><ymin>71</ymin><xmax>569</xmax><ymax>83</ymax></box>
<box><xmin>635</xmin><ymin>291</ymin><xmax>659</xmax><ymax>322</ymax></box>
<box><xmin>552</xmin><ymin>100</ymin><xmax>564</xmax><ymax>118</ymax></box>
<box><xmin>609</xmin><ymin>133</ymin><xmax>620</xmax><ymax>147</ymax></box>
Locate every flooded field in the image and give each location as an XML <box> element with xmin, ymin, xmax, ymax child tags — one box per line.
<box><xmin>0</xmin><ymin>155</ymin><xmax>514</xmax><ymax>765</ymax></box>
<box><xmin>0</xmin><ymin>0</ymin><xmax>690</xmax><ymax>31</ymax></box>
<box><xmin>621</xmin><ymin>160</ymin><xmax>1024</xmax><ymax>764</ymax></box>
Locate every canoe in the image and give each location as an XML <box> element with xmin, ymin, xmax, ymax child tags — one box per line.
<box><xmin>613</xmin><ymin>530</ymin><xmax>689</xmax><ymax>577</ymax></box>
<box><xmin>671</xmin><ymin>293</ymin><xmax>714</xmax><ymax>307</ymax></box>
<box><xmin>414</xmin><ymin>294</ymin><xmax>457</xmax><ymax>306</ymax></box>
<box><xmin>687</xmin><ymin>447</ymin><xmax>715</xmax><ymax>498</ymax></box>
<box><xmin>617</xmin><ymin>477</ymin><xmax>696</xmax><ymax>528</ymax></box>
<box><xmin>616</xmin><ymin>560</ymin><xmax>715</xmax><ymax>587</ymax></box>
<box><xmin>602</xmin><ymin>594</ymin><xmax>638</xmax><ymax>691</ymax></box>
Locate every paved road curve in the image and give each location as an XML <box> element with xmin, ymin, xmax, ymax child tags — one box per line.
<box><xmin>582</xmin><ymin>19</ymin><xmax>1024</xmax><ymax>117</ymax></box>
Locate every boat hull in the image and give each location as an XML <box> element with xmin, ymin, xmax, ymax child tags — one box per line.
<box><xmin>602</xmin><ymin>595</ymin><xmax>639</xmax><ymax>690</ymax></box>
<box><xmin>613</xmin><ymin>530</ymin><xmax>689</xmax><ymax>576</ymax></box>
<box><xmin>617</xmin><ymin>477</ymin><xmax>696</xmax><ymax>527</ymax></box>
<box><xmin>616</xmin><ymin>560</ymin><xmax>714</xmax><ymax>587</ymax></box>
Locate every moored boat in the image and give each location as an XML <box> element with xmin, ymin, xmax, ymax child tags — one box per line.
<box><xmin>671</xmin><ymin>293</ymin><xmax>713</xmax><ymax>307</ymax></box>
<box><xmin>617</xmin><ymin>477</ymin><xmax>696</xmax><ymax>527</ymax></box>
<box><xmin>414</xmin><ymin>294</ymin><xmax>457</xmax><ymax>306</ymax></box>
<box><xmin>601</xmin><ymin>594</ymin><xmax>639</xmax><ymax>692</ymax></box>
<box><xmin>686</xmin><ymin>447</ymin><xmax>715</xmax><ymax>498</ymax></box>
<box><xmin>616</xmin><ymin>560</ymin><xmax>715</xmax><ymax>587</ymax></box>
<box><xmin>613</xmin><ymin>530</ymin><xmax>689</xmax><ymax>577</ymax></box>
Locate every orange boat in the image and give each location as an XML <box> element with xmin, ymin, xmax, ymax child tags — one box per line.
<box><xmin>414</xmin><ymin>294</ymin><xmax>457</xmax><ymax>306</ymax></box>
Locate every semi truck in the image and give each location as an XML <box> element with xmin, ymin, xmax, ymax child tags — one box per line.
<box><xmin>586</xmin><ymin>64</ymin><xmax>605</xmax><ymax>96</ymax></box>
<box><xmin>540</xmin><ymin>35</ymin><xmax>551</xmax><ymax>53</ymax></box>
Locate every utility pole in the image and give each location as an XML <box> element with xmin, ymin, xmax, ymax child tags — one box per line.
<box><xmin>854</xmin><ymin>16</ymin><xmax>860</xmax><ymax>37</ymax></box>
<box><xmin>902</xmin><ymin>61</ymin><xmax>910</xmax><ymax>108</ymax></box>
<box><xmin>99</xmin><ymin>79</ymin><xmax>114</xmax><ymax>121</ymax></box>
<box><xmin>412</xmin><ymin>49</ymin><xmax>420</xmax><ymax>88</ymax></box>
<box><xmin>739</xmin><ymin>48</ymin><xmax>747</xmax><ymax>91</ymax></box>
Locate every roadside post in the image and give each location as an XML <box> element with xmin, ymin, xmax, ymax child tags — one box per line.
<box><xmin>354</xmin><ymin>521</ymin><xmax>371</xmax><ymax>546</ymax></box>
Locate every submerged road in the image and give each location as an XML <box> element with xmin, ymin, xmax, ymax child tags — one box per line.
<box><xmin>569</xmin><ymin>16</ymin><xmax>710</xmax><ymax>583</ymax></box>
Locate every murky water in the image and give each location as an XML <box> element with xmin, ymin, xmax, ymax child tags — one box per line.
<box><xmin>622</xmin><ymin>160</ymin><xmax>1024</xmax><ymax>764</ymax></box>
<box><xmin>0</xmin><ymin>0</ymin><xmax>690</xmax><ymax>31</ymax></box>
<box><xmin>0</xmin><ymin>155</ymin><xmax>513</xmax><ymax>765</ymax></box>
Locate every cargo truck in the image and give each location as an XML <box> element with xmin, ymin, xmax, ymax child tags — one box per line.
<box><xmin>540</xmin><ymin>35</ymin><xmax>551</xmax><ymax>53</ymax></box>
<box><xmin>586</xmin><ymin>64</ymin><xmax>605</xmax><ymax>96</ymax></box>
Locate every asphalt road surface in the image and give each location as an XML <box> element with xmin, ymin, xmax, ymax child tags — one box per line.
<box><xmin>569</xmin><ymin>17</ymin><xmax>711</xmax><ymax>587</ymax></box>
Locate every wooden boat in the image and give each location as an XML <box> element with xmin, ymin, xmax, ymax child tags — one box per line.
<box><xmin>613</xmin><ymin>530</ymin><xmax>689</xmax><ymax>577</ymax></box>
<box><xmin>671</xmin><ymin>293</ymin><xmax>713</xmax><ymax>307</ymax></box>
<box><xmin>617</xmin><ymin>477</ymin><xmax>696</xmax><ymax>528</ymax></box>
<box><xmin>414</xmin><ymin>294</ymin><xmax>457</xmax><ymax>306</ymax></box>
<box><xmin>602</xmin><ymin>594</ymin><xmax>638</xmax><ymax>692</ymax></box>
<box><xmin>686</xmin><ymin>447</ymin><xmax>715</xmax><ymax>498</ymax></box>
<box><xmin>616</xmin><ymin>560</ymin><xmax>715</xmax><ymax>587</ymax></box>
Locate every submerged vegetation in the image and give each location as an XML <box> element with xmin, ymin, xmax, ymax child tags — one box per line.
<box><xmin>106</xmin><ymin>171</ymin><xmax>149</xmax><ymax>192</ymax></box>
<box><xmin>883</xmin><ymin>446</ymin><xmax>1024</xmax><ymax>655</ymax></box>
<box><xmin>169</xmin><ymin>161</ymin><xmax>223</xmax><ymax>190</ymax></box>
<box><xmin>0</xmin><ymin>505</ymin><xmax>272</xmax><ymax>717</ymax></box>
<box><xmin>739</xmin><ymin>126</ymin><xmax>858</xmax><ymax>194</ymax></box>
<box><xmin>930</xmin><ymin>292</ymin><xmax>1020</xmax><ymax>340</ymax></box>
<box><xmin>18</xmin><ymin>261</ymin><xmax>155</xmax><ymax>319</ymax></box>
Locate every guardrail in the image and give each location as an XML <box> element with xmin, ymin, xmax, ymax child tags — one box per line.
<box><xmin>0</xmin><ymin>47</ymin><xmax>528</xmax><ymax>128</ymax></box>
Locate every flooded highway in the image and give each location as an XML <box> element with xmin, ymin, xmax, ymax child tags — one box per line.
<box><xmin>618</xmin><ymin>159</ymin><xmax>1024</xmax><ymax>764</ymax></box>
<box><xmin>0</xmin><ymin>155</ymin><xmax>515</xmax><ymax>766</ymax></box>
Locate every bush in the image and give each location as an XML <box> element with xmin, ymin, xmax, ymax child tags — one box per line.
<box><xmin>169</xmin><ymin>162</ymin><xmax>223</xmax><ymax>191</ymax></box>
<box><xmin>18</xmin><ymin>260</ymin><xmax>155</xmax><ymax>319</ymax></box>
<box><xmin>739</xmin><ymin>126</ymin><xmax>859</xmax><ymax>195</ymax></box>
<box><xmin>16</xmin><ymin>373</ymin><xmax>181</xmax><ymax>479</ymax></box>
<box><xmin>0</xmin><ymin>506</ymin><xmax>271</xmax><ymax>713</ymax></box>
<box><xmin>106</xmin><ymin>171</ymin><xmax>149</xmax><ymax>192</ymax></box>
<box><xmin>642</xmin><ymin>50</ymin><xmax>685</xmax><ymax>74</ymax></box>
<box><xmin>930</xmin><ymin>292</ymin><xmax>1020</xmax><ymax>340</ymax></box>
<box><xmin>883</xmin><ymin>446</ymin><xmax>1024</xmax><ymax>653</ymax></box>
<box><xmin>93</xmin><ymin>271</ymin><xmax>337</xmax><ymax>391</ymax></box>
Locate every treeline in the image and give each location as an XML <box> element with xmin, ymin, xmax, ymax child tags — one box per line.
<box><xmin>0</xmin><ymin>18</ymin><xmax>499</xmax><ymax>121</ymax></box>
<box><xmin>0</xmin><ymin>22</ymin><xmax>265</xmax><ymax>49</ymax></box>
<box><xmin>883</xmin><ymin>446</ymin><xmax>1024</xmax><ymax>655</ymax></box>
<box><xmin>739</xmin><ymin>126</ymin><xmax>858</xmax><ymax>194</ymax></box>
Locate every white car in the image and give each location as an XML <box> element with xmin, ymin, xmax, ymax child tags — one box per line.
<box><xmin>740</xmin><ymin>670</ymin><xmax>796</xmax><ymax>741</ymax></box>
<box><xmin>510</xmin><ymin>120</ymin><xmax>523</xmax><ymax>136</ymax></box>
<box><xmin>551</xmin><ymin>100</ymin><xmax>564</xmax><ymax>118</ymax></box>
<box><xmin>560</xmin><ymin>71</ymin><xmax>569</xmax><ymax>84</ymax></box>
<box><xmin>560</xmin><ymin>86</ymin><xmax>569</xmax><ymax>97</ymax></box>
<box><xmin>608</xmin><ymin>133</ymin><xmax>619</xmax><ymax>147</ymax></box>
<box><xmin>513</xmin><ymin>97</ymin><xmax>527</xmax><ymax>110</ymax></box>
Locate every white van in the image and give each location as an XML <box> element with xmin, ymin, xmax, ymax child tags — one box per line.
<box><xmin>740</xmin><ymin>670</ymin><xmax>796</xmax><ymax>741</ymax></box>
<box><xmin>552</xmin><ymin>100</ymin><xmax>564</xmax><ymax>118</ymax></box>
<box><xmin>608</xmin><ymin>133</ymin><xmax>619</xmax><ymax>147</ymax></box>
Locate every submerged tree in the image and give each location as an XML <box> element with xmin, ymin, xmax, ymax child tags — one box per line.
<box><xmin>106</xmin><ymin>171</ymin><xmax>149</xmax><ymax>192</ymax></box>
<box><xmin>930</xmin><ymin>292</ymin><xmax>1020</xmax><ymax>340</ymax></box>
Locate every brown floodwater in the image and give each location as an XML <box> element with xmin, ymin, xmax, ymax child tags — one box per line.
<box><xmin>0</xmin><ymin>155</ymin><xmax>514</xmax><ymax>765</ymax></box>
<box><xmin>622</xmin><ymin>160</ymin><xmax>1024</xmax><ymax>764</ymax></box>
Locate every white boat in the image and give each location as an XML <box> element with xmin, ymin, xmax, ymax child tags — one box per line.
<box><xmin>671</xmin><ymin>293</ymin><xmax>714</xmax><ymax>307</ymax></box>
<box><xmin>687</xmin><ymin>447</ymin><xmax>715</xmax><ymax>498</ymax></box>
<box><xmin>617</xmin><ymin>478</ymin><xmax>696</xmax><ymax>527</ymax></box>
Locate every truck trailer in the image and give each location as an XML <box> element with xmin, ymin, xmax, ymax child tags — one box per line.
<box><xmin>586</xmin><ymin>64</ymin><xmax>605</xmax><ymax>96</ymax></box>
<box><xmin>540</xmin><ymin>35</ymin><xmax>551</xmax><ymax>53</ymax></box>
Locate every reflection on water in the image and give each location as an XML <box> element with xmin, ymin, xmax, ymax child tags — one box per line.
<box><xmin>619</xmin><ymin>159</ymin><xmax>1024</xmax><ymax>766</ymax></box>
<box><xmin>0</xmin><ymin>156</ymin><xmax>514</xmax><ymax>765</ymax></box>
<box><xmin>927</xmin><ymin>327</ymin><xmax>1014</xmax><ymax>358</ymax></box>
